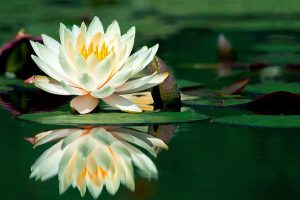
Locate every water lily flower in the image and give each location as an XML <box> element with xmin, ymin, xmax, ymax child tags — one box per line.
<box><xmin>26</xmin><ymin>16</ymin><xmax>168</xmax><ymax>114</ymax></box>
<box><xmin>29</xmin><ymin>127</ymin><xmax>168</xmax><ymax>199</ymax></box>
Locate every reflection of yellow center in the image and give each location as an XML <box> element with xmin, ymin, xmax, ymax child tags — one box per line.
<box><xmin>80</xmin><ymin>166</ymin><xmax>107</xmax><ymax>180</ymax></box>
<box><xmin>80</xmin><ymin>43</ymin><xmax>113</xmax><ymax>62</ymax></box>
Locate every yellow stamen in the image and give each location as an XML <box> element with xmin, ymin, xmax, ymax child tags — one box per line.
<box><xmin>80</xmin><ymin>42</ymin><xmax>113</xmax><ymax>62</ymax></box>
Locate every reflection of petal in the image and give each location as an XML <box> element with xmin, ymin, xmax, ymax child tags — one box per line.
<box><xmin>29</xmin><ymin>126</ymin><xmax>168</xmax><ymax>198</ymax></box>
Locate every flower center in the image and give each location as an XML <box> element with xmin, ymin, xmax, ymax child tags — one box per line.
<box><xmin>80</xmin><ymin>42</ymin><xmax>113</xmax><ymax>62</ymax></box>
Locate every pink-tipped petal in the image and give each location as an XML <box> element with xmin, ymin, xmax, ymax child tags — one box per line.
<box><xmin>24</xmin><ymin>76</ymin><xmax>35</xmax><ymax>84</ymax></box>
<box><xmin>24</xmin><ymin>137</ymin><xmax>35</xmax><ymax>145</ymax></box>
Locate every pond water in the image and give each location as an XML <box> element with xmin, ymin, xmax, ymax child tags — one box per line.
<box><xmin>2</xmin><ymin>1</ymin><xmax>300</xmax><ymax>199</ymax></box>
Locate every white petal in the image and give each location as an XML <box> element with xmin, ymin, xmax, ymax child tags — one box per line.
<box><xmin>102</xmin><ymin>94</ymin><xmax>142</xmax><ymax>113</ymax></box>
<box><xmin>105</xmin><ymin>68</ymin><xmax>134</xmax><ymax>88</ymax></box>
<box><xmin>77</xmin><ymin>136</ymin><xmax>96</xmax><ymax>158</ymax></box>
<box><xmin>87</xmin><ymin>16</ymin><xmax>104</xmax><ymax>36</ymax></box>
<box><xmin>118</xmin><ymin>26</ymin><xmax>135</xmax><ymax>66</ymax></box>
<box><xmin>108</xmin><ymin>45</ymin><xmax>159</xmax><ymax>89</ymax></box>
<box><xmin>70</xmin><ymin>95</ymin><xmax>99</xmax><ymax>114</ymax></box>
<box><xmin>72</xmin><ymin>25</ymin><xmax>80</xmax><ymax>36</ymax></box>
<box><xmin>76</xmin><ymin>30</ymin><xmax>86</xmax><ymax>52</ymax></box>
<box><xmin>63</xmin><ymin>30</ymin><xmax>76</xmax><ymax>62</ymax></box>
<box><xmin>61</xmin><ymin>81</ymin><xmax>88</xmax><ymax>95</ymax></box>
<box><xmin>73</xmin><ymin>52</ymin><xmax>89</xmax><ymax>74</ymax></box>
<box><xmin>31</xmin><ymin>54</ymin><xmax>65</xmax><ymax>83</ymax></box>
<box><xmin>34</xmin><ymin>129</ymin><xmax>75</xmax><ymax>148</ymax></box>
<box><xmin>59</xmin><ymin>23</ymin><xmax>67</xmax><ymax>44</ymax></box>
<box><xmin>42</xmin><ymin>34</ymin><xmax>60</xmax><ymax>53</ymax></box>
<box><xmin>117</xmin><ymin>46</ymin><xmax>151</xmax><ymax>75</ymax></box>
<box><xmin>90</xmin><ymin>85</ymin><xmax>114</xmax><ymax>98</ymax></box>
<box><xmin>117</xmin><ymin>72</ymin><xmax>169</xmax><ymax>94</ymax></box>
<box><xmin>91</xmin><ymin>128</ymin><xmax>115</xmax><ymax>146</ymax></box>
<box><xmin>147</xmin><ymin>138</ymin><xmax>168</xmax><ymax>149</ymax></box>
<box><xmin>93</xmin><ymin>52</ymin><xmax>116</xmax><ymax>87</ymax></box>
<box><xmin>86</xmin><ymin>175</ymin><xmax>103</xmax><ymax>199</ymax></box>
<box><xmin>31</xmin><ymin>75</ymin><xmax>70</xmax><ymax>95</ymax></box>
<box><xmin>115</xmin><ymin>72</ymin><xmax>158</xmax><ymax>92</ymax></box>
<box><xmin>58</xmin><ymin>47</ymin><xmax>79</xmax><ymax>84</ymax></box>
<box><xmin>114</xmin><ymin>133</ymin><xmax>156</xmax><ymax>156</ymax></box>
<box><xmin>80</xmin><ymin>22</ymin><xmax>87</xmax><ymax>33</ymax></box>
<box><xmin>78</xmin><ymin>73</ymin><xmax>97</xmax><ymax>91</ymax></box>
<box><xmin>105</xmin><ymin>20</ymin><xmax>121</xmax><ymax>41</ymax></box>
<box><xmin>61</xmin><ymin>130</ymin><xmax>83</xmax><ymax>149</ymax></box>
<box><xmin>132</xmin><ymin>44</ymin><xmax>159</xmax><ymax>75</ymax></box>
<box><xmin>58</xmin><ymin>146</ymin><xmax>76</xmax><ymax>194</ymax></box>
<box><xmin>86</xmin><ymin>54</ymin><xmax>99</xmax><ymax>73</ymax></box>
<box><xmin>93</xmin><ymin>146</ymin><xmax>111</xmax><ymax>171</ymax></box>
<box><xmin>129</xmin><ymin>147</ymin><xmax>157</xmax><ymax>178</ymax></box>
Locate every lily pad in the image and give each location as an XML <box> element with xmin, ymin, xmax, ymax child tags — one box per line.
<box><xmin>177</xmin><ymin>79</ymin><xmax>203</xmax><ymax>90</ymax></box>
<box><xmin>214</xmin><ymin>114</ymin><xmax>300</xmax><ymax>129</ymax></box>
<box><xmin>246</xmin><ymin>80</ymin><xmax>300</xmax><ymax>94</ymax></box>
<box><xmin>253</xmin><ymin>44</ymin><xmax>300</xmax><ymax>53</ymax></box>
<box><xmin>18</xmin><ymin>111</ymin><xmax>210</xmax><ymax>126</ymax></box>
<box><xmin>184</xmin><ymin>98</ymin><xmax>252</xmax><ymax>108</ymax></box>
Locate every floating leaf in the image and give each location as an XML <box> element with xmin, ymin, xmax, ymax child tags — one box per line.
<box><xmin>18</xmin><ymin>111</ymin><xmax>209</xmax><ymax>126</ymax></box>
<box><xmin>177</xmin><ymin>79</ymin><xmax>204</xmax><ymax>90</ymax></box>
<box><xmin>247</xmin><ymin>91</ymin><xmax>300</xmax><ymax>115</ymax></box>
<box><xmin>184</xmin><ymin>98</ymin><xmax>251</xmax><ymax>108</ymax></box>
<box><xmin>246</xmin><ymin>80</ymin><xmax>300</xmax><ymax>94</ymax></box>
<box><xmin>214</xmin><ymin>114</ymin><xmax>300</xmax><ymax>129</ymax></box>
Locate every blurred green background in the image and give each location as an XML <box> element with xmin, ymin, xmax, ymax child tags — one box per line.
<box><xmin>2</xmin><ymin>0</ymin><xmax>300</xmax><ymax>200</ymax></box>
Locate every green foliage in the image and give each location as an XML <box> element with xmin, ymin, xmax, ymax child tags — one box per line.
<box><xmin>18</xmin><ymin>111</ymin><xmax>210</xmax><ymax>126</ymax></box>
<box><xmin>246</xmin><ymin>81</ymin><xmax>300</xmax><ymax>94</ymax></box>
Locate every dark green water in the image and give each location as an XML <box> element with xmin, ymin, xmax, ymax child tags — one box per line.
<box><xmin>2</xmin><ymin>0</ymin><xmax>300</xmax><ymax>199</ymax></box>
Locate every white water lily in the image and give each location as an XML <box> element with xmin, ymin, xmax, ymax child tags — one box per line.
<box><xmin>26</xmin><ymin>16</ymin><xmax>168</xmax><ymax>114</ymax></box>
<box><xmin>29</xmin><ymin>127</ymin><xmax>168</xmax><ymax>199</ymax></box>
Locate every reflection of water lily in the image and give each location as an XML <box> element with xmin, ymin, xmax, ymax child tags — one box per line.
<box><xmin>26</xmin><ymin>16</ymin><xmax>168</xmax><ymax>114</ymax></box>
<box><xmin>29</xmin><ymin>127</ymin><xmax>168</xmax><ymax>198</ymax></box>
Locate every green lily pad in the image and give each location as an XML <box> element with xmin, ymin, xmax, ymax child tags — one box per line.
<box><xmin>246</xmin><ymin>81</ymin><xmax>300</xmax><ymax>94</ymax></box>
<box><xmin>184</xmin><ymin>98</ymin><xmax>252</xmax><ymax>107</ymax></box>
<box><xmin>214</xmin><ymin>114</ymin><xmax>300</xmax><ymax>129</ymax></box>
<box><xmin>253</xmin><ymin>44</ymin><xmax>300</xmax><ymax>53</ymax></box>
<box><xmin>18</xmin><ymin>111</ymin><xmax>210</xmax><ymax>126</ymax></box>
<box><xmin>177</xmin><ymin>79</ymin><xmax>203</xmax><ymax>89</ymax></box>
